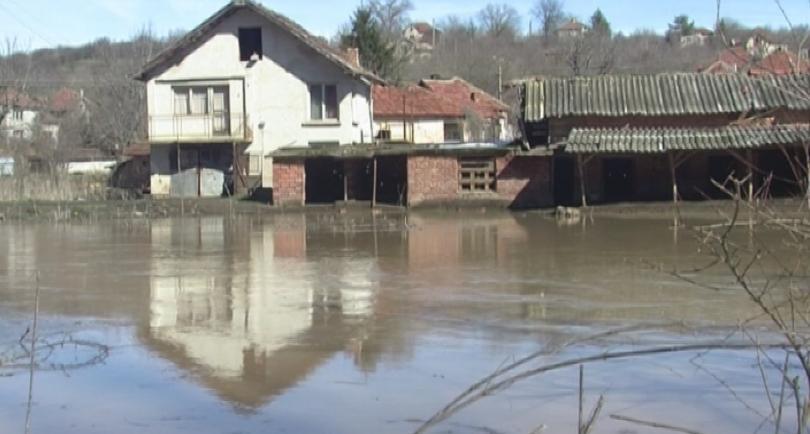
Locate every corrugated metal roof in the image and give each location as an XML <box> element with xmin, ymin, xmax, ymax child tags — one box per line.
<box><xmin>522</xmin><ymin>73</ymin><xmax>810</xmax><ymax>121</ymax></box>
<box><xmin>565</xmin><ymin>125</ymin><xmax>810</xmax><ymax>154</ymax></box>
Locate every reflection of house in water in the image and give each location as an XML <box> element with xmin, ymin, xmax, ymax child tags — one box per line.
<box><xmin>142</xmin><ymin>216</ymin><xmax>378</xmax><ymax>409</ymax></box>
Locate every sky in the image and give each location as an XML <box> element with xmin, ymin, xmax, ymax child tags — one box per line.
<box><xmin>0</xmin><ymin>0</ymin><xmax>808</xmax><ymax>51</ymax></box>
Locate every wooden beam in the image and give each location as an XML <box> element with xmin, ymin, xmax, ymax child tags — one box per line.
<box><xmin>577</xmin><ymin>154</ymin><xmax>588</xmax><ymax>208</ymax></box>
<box><xmin>372</xmin><ymin>157</ymin><xmax>378</xmax><ymax>208</ymax></box>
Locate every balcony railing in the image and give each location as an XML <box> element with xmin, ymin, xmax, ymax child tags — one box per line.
<box><xmin>148</xmin><ymin>113</ymin><xmax>251</xmax><ymax>143</ymax></box>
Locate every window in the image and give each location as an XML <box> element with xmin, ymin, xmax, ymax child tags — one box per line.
<box><xmin>12</xmin><ymin>130</ymin><xmax>23</xmax><ymax>139</ymax></box>
<box><xmin>459</xmin><ymin>158</ymin><xmax>496</xmax><ymax>193</ymax></box>
<box><xmin>377</xmin><ymin>128</ymin><xmax>392</xmax><ymax>141</ymax></box>
<box><xmin>190</xmin><ymin>88</ymin><xmax>208</xmax><ymax>115</ymax></box>
<box><xmin>173</xmin><ymin>86</ymin><xmax>220</xmax><ymax>116</ymax></box>
<box><xmin>309</xmin><ymin>84</ymin><xmax>338</xmax><ymax>121</ymax></box>
<box><xmin>444</xmin><ymin>121</ymin><xmax>463</xmax><ymax>142</ymax></box>
<box><xmin>173</xmin><ymin>88</ymin><xmax>189</xmax><ymax>115</ymax></box>
<box><xmin>239</xmin><ymin>27</ymin><xmax>263</xmax><ymax>61</ymax></box>
<box><xmin>11</xmin><ymin>110</ymin><xmax>23</xmax><ymax>121</ymax></box>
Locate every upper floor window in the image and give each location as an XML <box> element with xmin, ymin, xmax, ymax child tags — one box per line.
<box><xmin>239</xmin><ymin>28</ymin><xmax>263</xmax><ymax>61</ymax></box>
<box><xmin>309</xmin><ymin>84</ymin><xmax>338</xmax><ymax>121</ymax></box>
<box><xmin>11</xmin><ymin>110</ymin><xmax>23</xmax><ymax>121</ymax></box>
<box><xmin>444</xmin><ymin>121</ymin><xmax>463</xmax><ymax>142</ymax></box>
<box><xmin>173</xmin><ymin>86</ymin><xmax>228</xmax><ymax>116</ymax></box>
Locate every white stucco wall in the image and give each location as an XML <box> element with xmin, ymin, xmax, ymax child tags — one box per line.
<box><xmin>374</xmin><ymin>118</ymin><xmax>451</xmax><ymax>144</ymax></box>
<box><xmin>1</xmin><ymin>109</ymin><xmax>39</xmax><ymax>140</ymax></box>
<box><xmin>146</xmin><ymin>8</ymin><xmax>374</xmax><ymax>159</ymax></box>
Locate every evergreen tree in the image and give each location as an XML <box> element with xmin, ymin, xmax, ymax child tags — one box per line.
<box><xmin>340</xmin><ymin>7</ymin><xmax>397</xmax><ymax>80</ymax></box>
<box><xmin>670</xmin><ymin>14</ymin><xmax>695</xmax><ymax>36</ymax></box>
<box><xmin>590</xmin><ymin>9</ymin><xmax>611</xmax><ymax>37</ymax></box>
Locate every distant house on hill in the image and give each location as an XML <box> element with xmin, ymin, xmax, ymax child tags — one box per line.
<box><xmin>702</xmin><ymin>33</ymin><xmax>808</xmax><ymax>75</ymax></box>
<box><xmin>680</xmin><ymin>28</ymin><xmax>713</xmax><ymax>47</ymax></box>
<box><xmin>403</xmin><ymin>22</ymin><xmax>440</xmax><ymax>57</ymax></box>
<box><xmin>373</xmin><ymin>77</ymin><xmax>510</xmax><ymax>144</ymax></box>
<box><xmin>557</xmin><ymin>19</ymin><xmax>587</xmax><ymax>40</ymax></box>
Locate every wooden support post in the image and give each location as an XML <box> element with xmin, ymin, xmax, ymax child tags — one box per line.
<box><xmin>668</xmin><ymin>152</ymin><xmax>680</xmax><ymax>227</ymax></box>
<box><xmin>577</xmin><ymin>154</ymin><xmax>588</xmax><ymax>208</ymax></box>
<box><xmin>177</xmin><ymin>143</ymin><xmax>184</xmax><ymax>217</ymax></box>
<box><xmin>372</xmin><ymin>157</ymin><xmax>378</xmax><ymax>208</ymax></box>
<box><xmin>746</xmin><ymin>149</ymin><xmax>754</xmax><ymax>204</ymax></box>
<box><xmin>804</xmin><ymin>143</ymin><xmax>810</xmax><ymax>208</ymax></box>
<box><xmin>343</xmin><ymin>167</ymin><xmax>348</xmax><ymax>202</ymax></box>
<box><xmin>668</xmin><ymin>153</ymin><xmax>679</xmax><ymax>206</ymax></box>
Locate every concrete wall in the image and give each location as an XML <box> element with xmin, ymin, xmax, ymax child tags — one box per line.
<box><xmin>146</xmin><ymin>8</ymin><xmax>374</xmax><ymax>189</ymax></box>
<box><xmin>375</xmin><ymin>119</ymin><xmax>449</xmax><ymax>144</ymax></box>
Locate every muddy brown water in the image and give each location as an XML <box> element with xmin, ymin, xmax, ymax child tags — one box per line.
<box><xmin>0</xmin><ymin>210</ymin><xmax>799</xmax><ymax>433</ymax></box>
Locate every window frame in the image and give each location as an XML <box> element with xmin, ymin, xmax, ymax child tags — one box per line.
<box><xmin>11</xmin><ymin>110</ymin><xmax>23</xmax><ymax>121</ymax></box>
<box><xmin>308</xmin><ymin>84</ymin><xmax>339</xmax><ymax>122</ymax></box>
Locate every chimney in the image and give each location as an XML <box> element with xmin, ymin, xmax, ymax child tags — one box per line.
<box><xmin>345</xmin><ymin>48</ymin><xmax>360</xmax><ymax>68</ymax></box>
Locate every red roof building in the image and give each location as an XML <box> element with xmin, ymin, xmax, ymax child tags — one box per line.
<box><xmin>372</xmin><ymin>77</ymin><xmax>509</xmax><ymax>144</ymax></box>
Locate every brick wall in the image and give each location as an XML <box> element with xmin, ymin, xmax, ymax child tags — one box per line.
<box><xmin>496</xmin><ymin>155</ymin><xmax>553</xmax><ymax>209</ymax></box>
<box><xmin>407</xmin><ymin>156</ymin><xmax>460</xmax><ymax>205</ymax></box>
<box><xmin>272</xmin><ymin>159</ymin><xmax>305</xmax><ymax>206</ymax></box>
<box><xmin>407</xmin><ymin>154</ymin><xmax>553</xmax><ymax>209</ymax></box>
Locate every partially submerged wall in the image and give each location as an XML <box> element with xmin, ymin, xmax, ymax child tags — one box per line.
<box><xmin>272</xmin><ymin>159</ymin><xmax>305</xmax><ymax>206</ymax></box>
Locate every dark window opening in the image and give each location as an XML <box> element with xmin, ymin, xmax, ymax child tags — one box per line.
<box><xmin>444</xmin><ymin>121</ymin><xmax>463</xmax><ymax>142</ymax></box>
<box><xmin>239</xmin><ymin>28</ymin><xmax>263</xmax><ymax>61</ymax></box>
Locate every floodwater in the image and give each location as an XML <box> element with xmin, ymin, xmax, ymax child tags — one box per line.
<box><xmin>0</xmin><ymin>210</ymin><xmax>799</xmax><ymax>434</ymax></box>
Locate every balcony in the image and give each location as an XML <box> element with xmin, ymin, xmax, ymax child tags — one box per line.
<box><xmin>148</xmin><ymin>113</ymin><xmax>251</xmax><ymax>144</ymax></box>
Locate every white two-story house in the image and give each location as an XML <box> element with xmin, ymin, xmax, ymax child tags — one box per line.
<box><xmin>136</xmin><ymin>0</ymin><xmax>380</xmax><ymax>198</ymax></box>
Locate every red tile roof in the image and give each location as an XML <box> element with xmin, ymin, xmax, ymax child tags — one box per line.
<box><xmin>49</xmin><ymin>88</ymin><xmax>81</xmax><ymax>113</ymax></box>
<box><xmin>373</xmin><ymin>77</ymin><xmax>507</xmax><ymax>120</ymax></box>
<box><xmin>0</xmin><ymin>89</ymin><xmax>42</xmax><ymax>110</ymax></box>
<box><xmin>703</xmin><ymin>47</ymin><xmax>810</xmax><ymax>75</ymax></box>
<box><xmin>421</xmin><ymin>78</ymin><xmax>508</xmax><ymax>119</ymax></box>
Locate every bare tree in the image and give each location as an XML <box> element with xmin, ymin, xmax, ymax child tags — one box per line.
<box><xmin>477</xmin><ymin>4</ymin><xmax>522</xmax><ymax>40</ymax></box>
<box><xmin>368</xmin><ymin>0</ymin><xmax>414</xmax><ymax>43</ymax></box>
<box><xmin>532</xmin><ymin>0</ymin><xmax>566</xmax><ymax>40</ymax></box>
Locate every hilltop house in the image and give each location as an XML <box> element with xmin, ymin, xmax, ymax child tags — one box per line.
<box><xmin>403</xmin><ymin>22</ymin><xmax>441</xmax><ymax>59</ymax></box>
<box><xmin>373</xmin><ymin>77</ymin><xmax>510</xmax><ymax>144</ymax></box>
<box><xmin>136</xmin><ymin>0</ymin><xmax>380</xmax><ymax>198</ymax></box>
<box><xmin>703</xmin><ymin>34</ymin><xmax>809</xmax><ymax>75</ymax></box>
<box><xmin>557</xmin><ymin>20</ymin><xmax>587</xmax><ymax>40</ymax></box>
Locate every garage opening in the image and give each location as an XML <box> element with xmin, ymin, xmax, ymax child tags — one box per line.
<box><xmin>553</xmin><ymin>156</ymin><xmax>576</xmax><ymax>206</ymax></box>
<box><xmin>603</xmin><ymin>158</ymin><xmax>635</xmax><ymax>202</ymax></box>
<box><xmin>757</xmin><ymin>149</ymin><xmax>803</xmax><ymax>198</ymax></box>
<box><xmin>305</xmin><ymin>158</ymin><xmax>344</xmax><ymax>204</ymax></box>
<box><xmin>708</xmin><ymin>155</ymin><xmax>742</xmax><ymax>199</ymax></box>
<box><xmin>375</xmin><ymin>156</ymin><xmax>408</xmax><ymax>205</ymax></box>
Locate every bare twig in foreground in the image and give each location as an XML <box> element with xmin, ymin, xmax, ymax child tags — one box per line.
<box><xmin>610</xmin><ymin>414</ymin><xmax>705</xmax><ymax>434</ymax></box>
<box><xmin>24</xmin><ymin>272</ymin><xmax>39</xmax><ymax>434</ymax></box>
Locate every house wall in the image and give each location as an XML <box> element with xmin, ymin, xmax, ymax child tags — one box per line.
<box><xmin>407</xmin><ymin>156</ymin><xmax>460</xmax><ymax>205</ymax></box>
<box><xmin>1</xmin><ymin>109</ymin><xmax>39</xmax><ymax>140</ymax></box>
<box><xmin>150</xmin><ymin>143</ymin><xmax>235</xmax><ymax>197</ymax></box>
<box><xmin>406</xmin><ymin>155</ymin><xmax>552</xmax><ymax>208</ymax></box>
<box><xmin>375</xmin><ymin>118</ymin><xmax>449</xmax><ymax>144</ymax></box>
<box><xmin>146</xmin><ymin>7</ymin><xmax>374</xmax><ymax>186</ymax></box>
<box><xmin>272</xmin><ymin>158</ymin><xmax>305</xmax><ymax>206</ymax></box>
<box><xmin>495</xmin><ymin>155</ymin><xmax>553</xmax><ymax>209</ymax></box>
